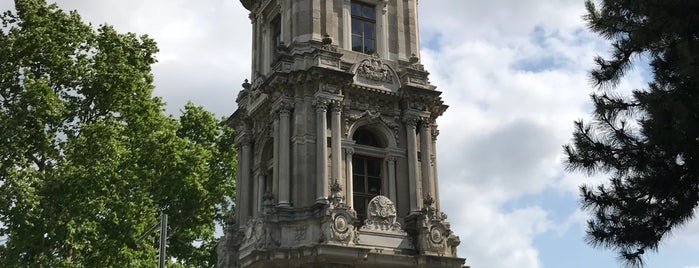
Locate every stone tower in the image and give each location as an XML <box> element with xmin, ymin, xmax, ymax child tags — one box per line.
<box><xmin>218</xmin><ymin>0</ymin><xmax>466</xmax><ymax>267</ymax></box>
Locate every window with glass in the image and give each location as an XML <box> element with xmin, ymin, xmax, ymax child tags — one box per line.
<box><xmin>353</xmin><ymin>156</ymin><xmax>382</xmax><ymax>224</ymax></box>
<box><xmin>351</xmin><ymin>2</ymin><xmax>376</xmax><ymax>54</ymax></box>
<box><xmin>271</xmin><ymin>15</ymin><xmax>281</xmax><ymax>62</ymax></box>
<box><xmin>352</xmin><ymin>127</ymin><xmax>385</xmax><ymax>223</ymax></box>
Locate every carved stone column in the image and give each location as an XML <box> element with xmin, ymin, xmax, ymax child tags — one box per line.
<box><xmin>256</xmin><ymin>172</ymin><xmax>264</xmax><ymax>215</ymax></box>
<box><xmin>387</xmin><ymin>156</ymin><xmax>397</xmax><ymax>203</ymax></box>
<box><xmin>239</xmin><ymin>134</ymin><xmax>253</xmax><ymax>221</ymax></box>
<box><xmin>234</xmin><ymin>143</ymin><xmax>243</xmax><ymax>225</ymax></box>
<box><xmin>277</xmin><ymin>101</ymin><xmax>293</xmax><ymax>207</ymax></box>
<box><xmin>341</xmin><ymin>0</ymin><xmax>351</xmax><ymax>49</ymax></box>
<box><xmin>404</xmin><ymin>115</ymin><xmax>422</xmax><ymax>212</ymax></box>
<box><xmin>272</xmin><ymin>114</ymin><xmax>279</xmax><ymax>205</ymax></box>
<box><xmin>419</xmin><ymin>119</ymin><xmax>433</xmax><ymax>201</ymax></box>
<box><xmin>331</xmin><ymin>102</ymin><xmax>342</xmax><ymax>188</ymax></box>
<box><xmin>431</xmin><ymin>125</ymin><xmax>440</xmax><ymax>210</ymax></box>
<box><xmin>345</xmin><ymin>148</ymin><xmax>354</xmax><ymax>208</ymax></box>
<box><xmin>314</xmin><ymin>97</ymin><xmax>330</xmax><ymax>202</ymax></box>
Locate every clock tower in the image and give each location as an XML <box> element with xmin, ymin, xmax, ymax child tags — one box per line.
<box><xmin>218</xmin><ymin>1</ymin><xmax>467</xmax><ymax>267</ymax></box>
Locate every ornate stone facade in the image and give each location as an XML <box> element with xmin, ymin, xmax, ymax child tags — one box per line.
<box><xmin>218</xmin><ymin>0</ymin><xmax>467</xmax><ymax>267</ymax></box>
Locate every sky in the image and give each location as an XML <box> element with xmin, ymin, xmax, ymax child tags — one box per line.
<box><xmin>2</xmin><ymin>0</ymin><xmax>699</xmax><ymax>267</ymax></box>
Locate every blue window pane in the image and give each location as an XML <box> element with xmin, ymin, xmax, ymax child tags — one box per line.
<box><xmin>364</xmin><ymin>21</ymin><xmax>375</xmax><ymax>39</ymax></box>
<box><xmin>363</xmin><ymin>6</ymin><xmax>374</xmax><ymax>18</ymax></box>
<box><xmin>351</xmin><ymin>3</ymin><xmax>362</xmax><ymax>16</ymax></box>
<box><xmin>352</xmin><ymin>19</ymin><xmax>362</xmax><ymax>35</ymax></box>
<box><xmin>352</xmin><ymin>36</ymin><xmax>363</xmax><ymax>52</ymax></box>
<box><xmin>364</xmin><ymin>39</ymin><xmax>375</xmax><ymax>54</ymax></box>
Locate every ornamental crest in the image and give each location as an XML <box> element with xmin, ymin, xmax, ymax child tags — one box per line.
<box><xmin>360</xmin><ymin>195</ymin><xmax>405</xmax><ymax>234</ymax></box>
<box><xmin>357</xmin><ymin>57</ymin><xmax>392</xmax><ymax>82</ymax></box>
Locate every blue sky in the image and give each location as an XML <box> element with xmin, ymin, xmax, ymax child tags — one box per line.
<box><xmin>2</xmin><ymin>0</ymin><xmax>698</xmax><ymax>267</ymax></box>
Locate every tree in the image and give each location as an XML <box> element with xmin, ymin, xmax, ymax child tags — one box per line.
<box><xmin>0</xmin><ymin>0</ymin><xmax>236</xmax><ymax>267</ymax></box>
<box><xmin>564</xmin><ymin>0</ymin><xmax>698</xmax><ymax>266</ymax></box>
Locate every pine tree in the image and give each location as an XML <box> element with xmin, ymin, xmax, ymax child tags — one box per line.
<box><xmin>564</xmin><ymin>0</ymin><xmax>699</xmax><ymax>266</ymax></box>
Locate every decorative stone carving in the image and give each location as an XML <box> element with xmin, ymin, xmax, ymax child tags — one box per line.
<box><xmin>236</xmin><ymin>79</ymin><xmax>251</xmax><ymax>105</ymax></box>
<box><xmin>409</xmin><ymin>196</ymin><xmax>460</xmax><ymax>257</ymax></box>
<box><xmin>251</xmin><ymin>73</ymin><xmax>266</xmax><ymax>90</ymax></box>
<box><xmin>321</xmin><ymin>180</ymin><xmax>359</xmax><ymax>245</ymax></box>
<box><xmin>357</xmin><ymin>56</ymin><xmax>392</xmax><ymax>83</ymax></box>
<box><xmin>294</xmin><ymin>225</ymin><xmax>307</xmax><ymax>244</ymax></box>
<box><xmin>274</xmin><ymin>98</ymin><xmax>294</xmax><ymax>116</ymax></box>
<box><xmin>217</xmin><ymin>217</ymin><xmax>241</xmax><ymax>268</ymax></box>
<box><xmin>262</xmin><ymin>191</ymin><xmax>276</xmax><ymax>215</ymax></box>
<box><xmin>313</xmin><ymin>97</ymin><xmax>330</xmax><ymax>111</ymax></box>
<box><xmin>236</xmin><ymin>132</ymin><xmax>253</xmax><ymax>147</ymax></box>
<box><xmin>403</xmin><ymin>114</ymin><xmax>420</xmax><ymax>127</ymax></box>
<box><xmin>360</xmin><ymin>196</ymin><xmax>405</xmax><ymax>234</ymax></box>
<box><xmin>320</xmin><ymin>83</ymin><xmax>341</xmax><ymax>94</ymax></box>
<box><xmin>344</xmin><ymin>110</ymin><xmax>400</xmax><ymax>144</ymax></box>
<box><xmin>242</xmin><ymin>217</ymin><xmax>279</xmax><ymax>250</ymax></box>
<box><xmin>431</xmin><ymin>126</ymin><xmax>440</xmax><ymax>141</ymax></box>
<box><xmin>321</xmin><ymin>34</ymin><xmax>339</xmax><ymax>52</ymax></box>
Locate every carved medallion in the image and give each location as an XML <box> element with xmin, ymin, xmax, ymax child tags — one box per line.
<box><xmin>360</xmin><ymin>195</ymin><xmax>405</xmax><ymax>234</ymax></box>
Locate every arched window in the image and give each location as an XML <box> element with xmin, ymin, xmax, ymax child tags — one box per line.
<box><xmin>352</xmin><ymin>126</ymin><xmax>385</xmax><ymax>223</ymax></box>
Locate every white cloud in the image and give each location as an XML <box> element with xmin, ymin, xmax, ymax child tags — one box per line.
<box><xmin>441</xmin><ymin>185</ymin><xmax>552</xmax><ymax>268</ymax></box>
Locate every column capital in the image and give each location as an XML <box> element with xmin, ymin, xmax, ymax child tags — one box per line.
<box><xmin>431</xmin><ymin>127</ymin><xmax>440</xmax><ymax>141</ymax></box>
<box><xmin>386</xmin><ymin>154</ymin><xmax>397</xmax><ymax>162</ymax></box>
<box><xmin>345</xmin><ymin>147</ymin><xmax>355</xmax><ymax>156</ymax></box>
<box><xmin>235</xmin><ymin>133</ymin><xmax>253</xmax><ymax>146</ymax></box>
<box><xmin>272</xmin><ymin>98</ymin><xmax>294</xmax><ymax>116</ymax></box>
<box><xmin>403</xmin><ymin>114</ymin><xmax>420</xmax><ymax>127</ymax></box>
<box><xmin>418</xmin><ymin>116</ymin><xmax>432</xmax><ymax>128</ymax></box>
<box><xmin>313</xmin><ymin>96</ymin><xmax>330</xmax><ymax>111</ymax></box>
<box><xmin>330</xmin><ymin>99</ymin><xmax>343</xmax><ymax>112</ymax></box>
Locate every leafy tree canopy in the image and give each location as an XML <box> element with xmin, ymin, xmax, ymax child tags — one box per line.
<box><xmin>564</xmin><ymin>0</ymin><xmax>698</xmax><ymax>266</ymax></box>
<box><xmin>0</xmin><ymin>0</ymin><xmax>236</xmax><ymax>267</ymax></box>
